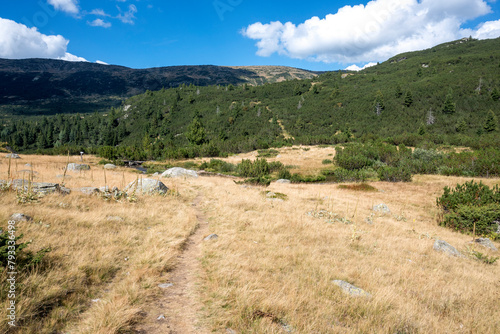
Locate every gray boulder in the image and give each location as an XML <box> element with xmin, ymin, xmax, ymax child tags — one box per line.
<box><xmin>204</xmin><ymin>234</ymin><xmax>219</xmax><ymax>241</ymax></box>
<box><xmin>373</xmin><ymin>204</ymin><xmax>391</xmax><ymax>213</ymax></box>
<box><xmin>9</xmin><ymin>213</ymin><xmax>33</xmax><ymax>222</ymax></box>
<box><xmin>495</xmin><ymin>220</ymin><xmax>500</xmax><ymax>234</ymax></box>
<box><xmin>275</xmin><ymin>179</ymin><xmax>291</xmax><ymax>184</ymax></box>
<box><xmin>161</xmin><ymin>167</ymin><xmax>198</xmax><ymax>178</ymax></box>
<box><xmin>474</xmin><ymin>238</ymin><xmax>498</xmax><ymax>252</ymax></box>
<box><xmin>332</xmin><ymin>280</ymin><xmax>371</xmax><ymax>298</ymax></box>
<box><xmin>66</xmin><ymin>163</ymin><xmax>90</xmax><ymax>172</ymax></box>
<box><xmin>5</xmin><ymin>153</ymin><xmax>20</xmax><ymax>159</ymax></box>
<box><xmin>433</xmin><ymin>239</ymin><xmax>463</xmax><ymax>257</ymax></box>
<box><xmin>11</xmin><ymin>179</ymin><xmax>64</xmax><ymax>195</ymax></box>
<box><xmin>124</xmin><ymin>179</ymin><xmax>169</xmax><ymax>195</ymax></box>
<box><xmin>104</xmin><ymin>164</ymin><xmax>117</xmax><ymax>169</ymax></box>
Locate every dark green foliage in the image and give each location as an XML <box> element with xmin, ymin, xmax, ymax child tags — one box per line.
<box><xmin>186</xmin><ymin>118</ymin><xmax>207</xmax><ymax>145</ymax></box>
<box><xmin>437</xmin><ymin>180</ymin><xmax>500</xmax><ymax>213</ymax></box>
<box><xmin>442</xmin><ymin>92</ymin><xmax>456</xmax><ymax>114</ymax></box>
<box><xmin>0</xmin><ymin>230</ymin><xmax>50</xmax><ymax>270</ymax></box>
<box><xmin>404</xmin><ymin>90</ymin><xmax>413</xmax><ymax>107</ymax></box>
<box><xmin>199</xmin><ymin>159</ymin><xmax>236</xmax><ymax>174</ymax></box>
<box><xmin>257</xmin><ymin>149</ymin><xmax>279</xmax><ymax>158</ymax></box>
<box><xmin>322</xmin><ymin>168</ymin><xmax>368</xmax><ymax>183</ymax></box>
<box><xmin>377</xmin><ymin>166</ymin><xmax>413</xmax><ymax>182</ymax></box>
<box><xmin>290</xmin><ymin>173</ymin><xmax>326</xmax><ymax>183</ymax></box>
<box><xmin>441</xmin><ymin>204</ymin><xmax>500</xmax><ymax>235</ymax></box>
<box><xmin>484</xmin><ymin>110</ymin><xmax>498</xmax><ymax>132</ymax></box>
<box><xmin>491</xmin><ymin>88</ymin><xmax>500</xmax><ymax>101</ymax></box>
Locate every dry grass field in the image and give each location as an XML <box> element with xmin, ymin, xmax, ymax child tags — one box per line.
<box><xmin>0</xmin><ymin>151</ymin><xmax>499</xmax><ymax>333</ymax></box>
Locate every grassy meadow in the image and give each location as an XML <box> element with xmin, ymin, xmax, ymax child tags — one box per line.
<box><xmin>0</xmin><ymin>149</ymin><xmax>499</xmax><ymax>333</ymax></box>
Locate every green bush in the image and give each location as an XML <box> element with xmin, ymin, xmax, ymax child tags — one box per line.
<box><xmin>199</xmin><ymin>159</ymin><xmax>236</xmax><ymax>174</ymax></box>
<box><xmin>437</xmin><ymin>180</ymin><xmax>500</xmax><ymax>213</ymax></box>
<box><xmin>290</xmin><ymin>174</ymin><xmax>326</xmax><ymax>183</ymax></box>
<box><xmin>0</xmin><ymin>230</ymin><xmax>50</xmax><ymax>270</ymax></box>
<box><xmin>377</xmin><ymin>166</ymin><xmax>413</xmax><ymax>182</ymax></box>
<box><xmin>441</xmin><ymin>204</ymin><xmax>500</xmax><ymax>235</ymax></box>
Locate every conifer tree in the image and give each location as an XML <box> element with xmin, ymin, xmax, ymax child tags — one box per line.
<box><xmin>186</xmin><ymin>118</ymin><xmax>207</xmax><ymax>145</ymax></box>
<box><xmin>484</xmin><ymin>110</ymin><xmax>498</xmax><ymax>132</ymax></box>
<box><xmin>443</xmin><ymin>92</ymin><xmax>456</xmax><ymax>114</ymax></box>
<box><xmin>404</xmin><ymin>91</ymin><xmax>413</xmax><ymax>107</ymax></box>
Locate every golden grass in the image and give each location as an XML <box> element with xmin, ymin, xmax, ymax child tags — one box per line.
<box><xmin>1</xmin><ymin>153</ymin><xmax>499</xmax><ymax>333</ymax></box>
<box><xmin>196</xmin><ymin>175</ymin><xmax>500</xmax><ymax>333</ymax></box>
<box><xmin>0</xmin><ymin>155</ymin><xmax>198</xmax><ymax>333</ymax></box>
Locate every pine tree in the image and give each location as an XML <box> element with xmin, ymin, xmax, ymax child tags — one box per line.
<box><xmin>404</xmin><ymin>91</ymin><xmax>413</xmax><ymax>107</ymax></box>
<box><xmin>484</xmin><ymin>110</ymin><xmax>498</xmax><ymax>132</ymax></box>
<box><xmin>186</xmin><ymin>118</ymin><xmax>207</xmax><ymax>145</ymax></box>
<box><xmin>374</xmin><ymin>90</ymin><xmax>385</xmax><ymax>115</ymax></box>
<box><xmin>491</xmin><ymin>88</ymin><xmax>500</xmax><ymax>101</ymax></box>
<box><xmin>443</xmin><ymin>92</ymin><xmax>456</xmax><ymax>114</ymax></box>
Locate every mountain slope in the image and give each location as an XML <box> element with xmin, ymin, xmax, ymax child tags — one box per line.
<box><xmin>0</xmin><ymin>59</ymin><xmax>318</xmax><ymax>116</ymax></box>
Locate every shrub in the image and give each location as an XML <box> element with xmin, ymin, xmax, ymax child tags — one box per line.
<box><xmin>290</xmin><ymin>173</ymin><xmax>326</xmax><ymax>183</ymax></box>
<box><xmin>322</xmin><ymin>159</ymin><xmax>333</xmax><ymax>165</ymax></box>
<box><xmin>0</xmin><ymin>230</ymin><xmax>50</xmax><ymax>270</ymax></box>
<box><xmin>377</xmin><ymin>166</ymin><xmax>413</xmax><ymax>182</ymax></box>
<box><xmin>441</xmin><ymin>204</ymin><xmax>500</xmax><ymax>235</ymax></box>
<box><xmin>199</xmin><ymin>159</ymin><xmax>236</xmax><ymax>174</ymax></box>
<box><xmin>437</xmin><ymin>180</ymin><xmax>500</xmax><ymax>213</ymax></box>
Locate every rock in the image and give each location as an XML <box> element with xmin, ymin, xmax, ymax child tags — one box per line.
<box><xmin>24</xmin><ymin>163</ymin><xmax>31</xmax><ymax>167</ymax></box>
<box><xmin>5</xmin><ymin>153</ymin><xmax>20</xmax><ymax>159</ymax></box>
<box><xmin>158</xmin><ymin>283</ymin><xmax>174</xmax><ymax>289</ymax></box>
<box><xmin>66</xmin><ymin>163</ymin><xmax>90</xmax><ymax>172</ymax></box>
<box><xmin>332</xmin><ymin>280</ymin><xmax>371</xmax><ymax>298</ymax></box>
<box><xmin>104</xmin><ymin>164</ymin><xmax>117</xmax><ymax>169</ymax></box>
<box><xmin>204</xmin><ymin>234</ymin><xmax>219</xmax><ymax>241</ymax></box>
<box><xmin>157</xmin><ymin>314</ymin><xmax>166</xmax><ymax>321</ymax></box>
<box><xmin>161</xmin><ymin>167</ymin><xmax>198</xmax><ymax>179</ymax></box>
<box><xmin>152</xmin><ymin>172</ymin><xmax>159</xmax><ymax>177</ymax></box>
<box><xmin>266</xmin><ymin>192</ymin><xmax>276</xmax><ymax>198</ymax></box>
<box><xmin>59</xmin><ymin>186</ymin><xmax>71</xmax><ymax>195</ymax></box>
<box><xmin>106</xmin><ymin>216</ymin><xmax>124</xmax><ymax>222</ymax></box>
<box><xmin>267</xmin><ymin>198</ymin><xmax>284</xmax><ymax>202</ymax></box>
<box><xmin>474</xmin><ymin>238</ymin><xmax>498</xmax><ymax>252</ymax></box>
<box><xmin>10</xmin><ymin>179</ymin><xmax>64</xmax><ymax>195</ymax></box>
<box><xmin>433</xmin><ymin>239</ymin><xmax>463</xmax><ymax>257</ymax></box>
<box><xmin>9</xmin><ymin>213</ymin><xmax>33</xmax><ymax>222</ymax></box>
<box><xmin>495</xmin><ymin>220</ymin><xmax>500</xmax><ymax>234</ymax></box>
<box><xmin>80</xmin><ymin>187</ymin><xmax>99</xmax><ymax>195</ymax></box>
<box><xmin>226</xmin><ymin>329</ymin><xmax>237</xmax><ymax>334</ymax></box>
<box><xmin>373</xmin><ymin>204</ymin><xmax>391</xmax><ymax>214</ymax></box>
<box><xmin>276</xmin><ymin>179</ymin><xmax>291</xmax><ymax>184</ymax></box>
<box><xmin>124</xmin><ymin>179</ymin><xmax>169</xmax><ymax>195</ymax></box>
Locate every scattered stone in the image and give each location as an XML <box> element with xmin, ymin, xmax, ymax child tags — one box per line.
<box><xmin>372</xmin><ymin>203</ymin><xmax>391</xmax><ymax>214</ymax></box>
<box><xmin>5</xmin><ymin>153</ymin><xmax>20</xmax><ymax>159</ymax></box>
<box><xmin>161</xmin><ymin>167</ymin><xmax>198</xmax><ymax>178</ymax></box>
<box><xmin>474</xmin><ymin>238</ymin><xmax>498</xmax><ymax>252</ymax></box>
<box><xmin>204</xmin><ymin>234</ymin><xmax>219</xmax><ymax>241</ymax></box>
<box><xmin>59</xmin><ymin>186</ymin><xmax>71</xmax><ymax>195</ymax></box>
<box><xmin>495</xmin><ymin>220</ymin><xmax>500</xmax><ymax>234</ymax></box>
<box><xmin>91</xmin><ymin>299</ymin><xmax>100</xmax><ymax>303</ymax></box>
<box><xmin>58</xmin><ymin>202</ymin><xmax>70</xmax><ymax>208</ymax></box>
<box><xmin>266</xmin><ymin>198</ymin><xmax>284</xmax><ymax>203</ymax></box>
<box><xmin>124</xmin><ymin>179</ymin><xmax>169</xmax><ymax>195</ymax></box>
<box><xmin>10</xmin><ymin>179</ymin><xmax>64</xmax><ymax>195</ymax></box>
<box><xmin>281</xmin><ymin>323</ymin><xmax>294</xmax><ymax>333</ymax></box>
<box><xmin>275</xmin><ymin>179</ymin><xmax>291</xmax><ymax>184</ymax></box>
<box><xmin>332</xmin><ymin>280</ymin><xmax>371</xmax><ymax>298</ymax></box>
<box><xmin>266</xmin><ymin>192</ymin><xmax>276</xmax><ymax>198</ymax></box>
<box><xmin>158</xmin><ymin>283</ymin><xmax>174</xmax><ymax>289</ymax></box>
<box><xmin>433</xmin><ymin>239</ymin><xmax>463</xmax><ymax>257</ymax></box>
<box><xmin>226</xmin><ymin>329</ymin><xmax>237</xmax><ymax>334</ymax></box>
<box><xmin>80</xmin><ymin>187</ymin><xmax>99</xmax><ymax>195</ymax></box>
<box><xmin>10</xmin><ymin>213</ymin><xmax>33</xmax><ymax>222</ymax></box>
<box><xmin>66</xmin><ymin>163</ymin><xmax>90</xmax><ymax>172</ymax></box>
<box><xmin>104</xmin><ymin>164</ymin><xmax>117</xmax><ymax>169</ymax></box>
<box><xmin>157</xmin><ymin>314</ymin><xmax>166</xmax><ymax>321</ymax></box>
<box><xmin>24</xmin><ymin>163</ymin><xmax>32</xmax><ymax>167</ymax></box>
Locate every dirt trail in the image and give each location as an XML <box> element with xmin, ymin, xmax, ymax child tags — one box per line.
<box><xmin>135</xmin><ymin>194</ymin><xmax>209</xmax><ymax>334</ymax></box>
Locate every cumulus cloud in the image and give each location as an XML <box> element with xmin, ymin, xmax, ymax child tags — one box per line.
<box><xmin>117</xmin><ymin>4</ymin><xmax>137</xmax><ymax>24</ymax></box>
<box><xmin>345</xmin><ymin>62</ymin><xmax>378</xmax><ymax>71</ymax></box>
<box><xmin>89</xmin><ymin>9</ymin><xmax>109</xmax><ymax>17</ymax></box>
<box><xmin>48</xmin><ymin>0</ymin><xmax>79</xmax><ymax>14</ymax></box>
<box><xmin>242</xmin><ymin>0</ymin><xmax>498</xmax><ymax>64</ymax></box>
<box><xmin>0</xmin><ymin>17</ymin><xmax>86</xmax><ymax>61</ymax></box>
<box><xmin>87</xmin><ymin>19</ymin><xmax>112</xmax><ymax>28</ymax></box>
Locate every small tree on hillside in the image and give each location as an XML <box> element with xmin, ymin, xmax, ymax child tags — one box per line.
<box><xmin>374</xmin><ymin>90</ymin><xmax>385</xmax><ymax>115</ymax></box>
<box><xmin>484</xmin><ymin>110</ymin><xmax>498</xmax><ymax>132</ymax></box>
<box><xmin>443</xmin><ymin>91</ymin><xmax>456</xmax><ymax>114</ymax></box>
<box><xmin>186</xmin><ymin>118</ymin><xmax>207</xmax><ymax>145</ymax></box>
<box><xmin>404</xmin><ymin>91</ymin><xmax>413</xmax><ymax>107</ymax></box>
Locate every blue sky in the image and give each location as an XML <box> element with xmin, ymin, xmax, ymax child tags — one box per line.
<box><xmin>1</xmin><ymin>0</ymin><xmax>500</xmax><ymax>71</ymax></box>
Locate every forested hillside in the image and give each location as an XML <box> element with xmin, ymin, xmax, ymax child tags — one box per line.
<box><xmin>1</xmin><ymin>37</ymin><xmax>499</xmax><ymax>160</ymax></box>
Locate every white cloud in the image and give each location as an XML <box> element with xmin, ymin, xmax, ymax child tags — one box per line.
<box><xmin>117</xmin><ymin>4</ymin><xmax>137</xmax><ymax>24</ymax></box>
<box><xmin>96</xmin><ymin>60</ymin><xmax>109</xmax><ymax>65</ymax></box>
<box><xmin>345</xmin><ymin>62</ymin><xmax>378</xmax><ymax>71</ymax></box>
<box><xmin>87</xmin><ymin>19</ymin><xmax>112</xmax><ymax>28</ymax></box>
<box><xmin>0</xmin><ymin>17</ymin><xmax>86</xmax><ymax>61</ymax></box>
<box><xmin>59</xmin><ymin>52</ymin><xmax>87</xmax><ymax>62</ymax></box>
<box><xmin>48</xmin><ymin>0</ymin><xmax>79</xmax><ymax>14</ymax></box>
<box><xmin>242</xmin><ymin>0</ymin><xmax>498</xmax><ymax>64</ymax></box>
<box><xmin>468</xmin><ymin>19</ymin><xmax>500</xmax><ymax>39</ymax></box>
<box><xmin>89</xmin><ymin>9</ymin><xmax>109</xmax><ymax>17</ymax></box>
